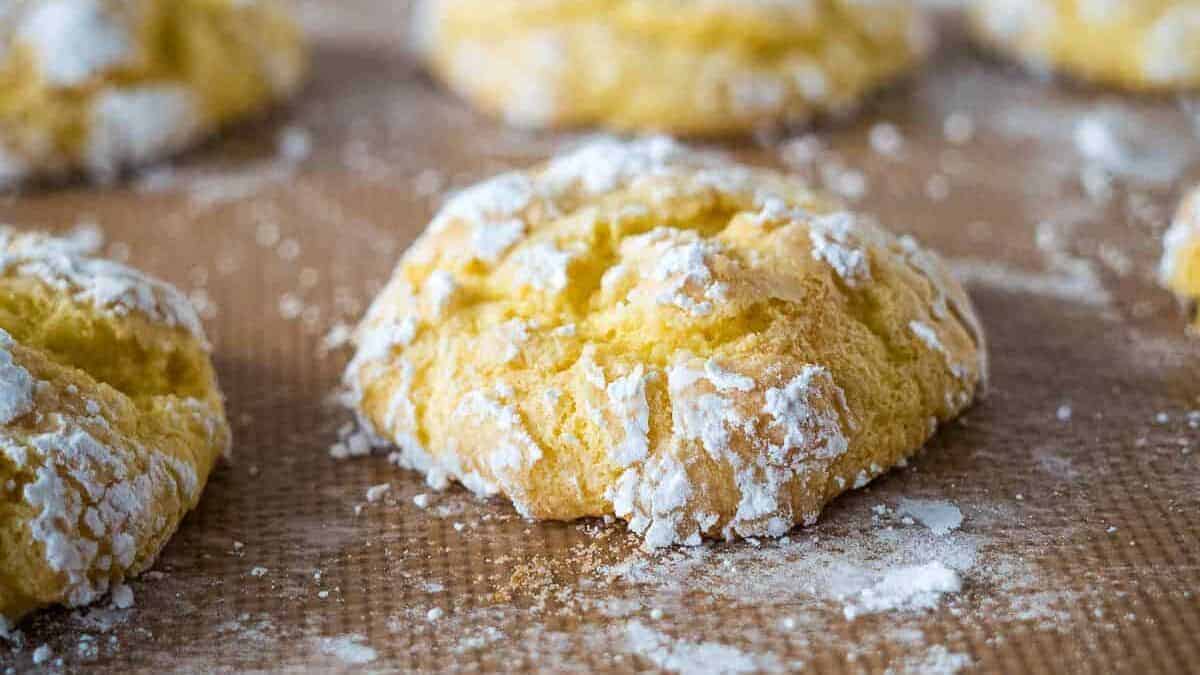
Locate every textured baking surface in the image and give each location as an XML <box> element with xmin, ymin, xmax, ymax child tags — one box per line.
<box><xmin>1</xmin><ymin>2</ymin><xmax>1198</xmax><ymax>673</ymax></box>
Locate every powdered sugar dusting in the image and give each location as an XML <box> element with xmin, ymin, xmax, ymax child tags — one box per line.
<box><xmin>22</xmin><ymin>426</ymin><xmax>201</xmax><ymax>608</ymax></box>
<box><xmin>513</xmin><ymin>242</ymin><xmax>573</xmax><ymax>293</ymax></box>
<box><xmin>87</xmin><ymin>86</ymin><xmax>201</xmax><ymax>182</ymax></box>
<box><xmin>17</xmin><ymin>0</ymin><xmax>130</xmax><ymax>87</ymax></box>
<box><xmin>430</xmin><ymin>172</ymin><xmax>535</xmax><ymax>233</ymax></box>
<box><xmin>0</xmin><ymin>226</ymin><xmax>206</xmax><ymax>341</ymax></box>
<box><xmin>455</xmin><ymin>389</ymin><xmax>545</xmax><ymax>516</ymax></box>
<box><xmin>606</xmin><ymin>365</ymin><xmax>652</xmax><ymax>467</ymax></box>
<box><xmin>0</xmin><ymin>329</ymin><xmax>35</xmax><ymax>425</ymax></box>
<box><xmin>808</xmin><ymin>212</ymin><xmax>871</xmax><ymax>286</ymax></box>
<box><xmin>841</xmin><ymin>561</ymin><xmax>962</xmax><ymax>620</ymax></box>
<box><xmin>623</xmin><ymin>228</ymin><xmax>730</xmax><ymax>317</ymax></box>
<box><xmin>1142</xmin><ymin>6</ymin><xmax>1200</xmax><ymax>86</ymax></box>
<box><xmin>317</xmin><ymin>634</ymin><xmax>377</xmax><ymax>665</ymax></box>
<box><xmin>622</xmin><ymin>620</ymin><xmax>781</xmax><ymax>674</ymax></box>
<box><xmin>471</xmin><ymin>219</ymin><xmax>525</xmax><ymax>263</ymax></box>
<box><xmin>539</xmin><ymin>136</ymin><xmax>689</xmax><ymax>197</ymax></box>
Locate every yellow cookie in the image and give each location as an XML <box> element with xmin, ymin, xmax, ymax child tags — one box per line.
<box><xmin>1162</xmin><ymin>186</ymin><xmax>1200</xmax><ymax>331</ymax></box>
<box><xmin>345</xmin><ymin>137</ymin><xmax>987</xmax><ymax>550</ymax></box>
<box><xmin>0</xmin><ymin>227</ymin><xmax>230</xmax><ymax>629</ymax></box>
<box><xmin>412</xmin><ymin>0</ymin><xmax>933</xmax><ymax>135</ymax></box>
<box><xmin>0</xmin><ymin>0</ymin><xmax>307</xmax><ymax>186</ymax></box>
<box><xmin>970</xmin><ymin>0</ymin><xmax>1200</xmax><ymax>91</ymax></box>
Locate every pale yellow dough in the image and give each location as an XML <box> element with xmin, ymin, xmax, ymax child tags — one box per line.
<box><xmin>413</xmin><ymin>0</ymin><xmax>933</xmax><ymax>135</ymax></box>
<box><xmin>345</xmin><ymin>137</ymin><xmax>987</xmax><ymax>551</ymax></box>
<box><xmin>0</xmin><ymin>227</ymin><xmax>230</xmax><ymax>628</ymax></box>
<box><xmin>970</xmin><ymin>0</ymin><xmax>1200</xmax><ymax>91</ymax></box>
<box><xmin>0</xmin><ymin>0</ymin><xmax>307</xmax><ymax>186</ymax></box>
<box><xmin>1161</xmin><ymin>186</ymin><xmax>1200</xmax><ymax>331</ymax></box>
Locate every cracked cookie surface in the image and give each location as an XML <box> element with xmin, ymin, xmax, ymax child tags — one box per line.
<box><xmin>413</xmin><ymin>0</ymin><xmax>931</xmax><ymax>136</ymax></box>
<box><xmin>345</xmin><ymin>137</ymin><xmax>987</xmax><ymax>551</ymax></box>
<box><xmin>0</xmin><ymin>0</ymin><xmax>307</xmax><ymax>187</ymax></box>
<box><xmin>0</xmin><ymin>226</ymin><xmax>230</xmax><ymax>628</ymax></box>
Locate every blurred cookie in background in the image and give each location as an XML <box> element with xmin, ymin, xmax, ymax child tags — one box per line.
<box><xmin>412</xmin><ymin>0</ymin><xmax>933</xmax><ymax>136</ymax></box>
<box><xmin>969</xmin><ymin>0</ymin><xmax>1200</xmax><ymax>91</ymax></box>
<box><xmin>0</xmin><ymin>0</ymin><xmax>308</xmax><ymax>188</ymax></box>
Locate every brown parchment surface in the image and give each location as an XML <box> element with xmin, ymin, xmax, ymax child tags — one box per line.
<box><xmin>1</xmin><ymin>3</ymin><xmax>1198</xmax><ymax>673</ymax></box>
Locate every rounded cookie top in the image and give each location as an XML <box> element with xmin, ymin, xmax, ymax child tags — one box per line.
<box><xmin>1161</xmin><ymin>186</ymin><xmax>1200</xmax><ymax>329</ymax></box>
<box><xmin>970</xmin><ymin>0</ymin><xmax>1200</xmax><ymax>91</ymax></box>
<box><xmin>414</xmin><ymin>0</ymin><xmax>932</xmax><ymax>135</ymax></box>
<box><xmin>0</xmin><ymin>0</ymin><xmax>307</xmax><ymax>186</ymax></box>
<box><xmin>346</xmin><ymin>137</ymin><xmax>987</xmax><ymax>550</ymax></box>
<box><xmin>0</xmin><ymin>226</ymin><xmax>230</xmax><ymax>624</ymax></box>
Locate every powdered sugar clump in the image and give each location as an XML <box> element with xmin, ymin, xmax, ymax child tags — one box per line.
<box><xmin>18</xmin><ymin>0</ymin><xmax>132</xmax><ymax>87</ymax></box>
<box><xmin>606</xmin><ymin>365</ymin><xmax>652</xmax><ymax>466</ymax></box>
<box><xmin>808</xmin><ymin>212</ymin><xmax>872</xmax><ymax>286</ymax></box>
<box><xmin>109</xmin><ymin>583</ymin><xmax>134</xmax><ymax>610</ymax></box>
<box><xmin>896</xmin><ymin>498</ymin><xmax>964</xmax><ymax>537</ymax></box>
<box><xmin>623</xmin><ymin>620</ymin><xmax>781</xmax><ymax>674</ymax></box>
<box><xmin>842</xmin><ymin>561</ymin><xmax>963</xmax><ymax>620</ymax></box>
<box><xmin>513</xmin><ymin>242</ymin><xmax>573</xmax><ymax>293</ymax></box>
<box><xmin>317</xmin><ymin>634</ymin><xmax>377</xmax><ymax>665</ymax></box>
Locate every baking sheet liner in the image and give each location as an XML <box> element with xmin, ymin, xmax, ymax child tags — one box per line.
<box><xmin>1</xmin><ymin>4</ymin><xmax>1198</xmax><ymax>673</ymax></box>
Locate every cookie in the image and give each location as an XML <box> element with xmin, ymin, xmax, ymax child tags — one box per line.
<box><xmin>1162</xmin><ymin>186</ymin><xmax>1200</xmax><ymax>330</ymax></box>
<box><xmin>970</xmin><ymin>0</ymin><xmax>1200</xmax><ymax>91</ymax></box>
<box><xmin>344</xmin><ymin>137</ymin><xmax>987</xmax><ymax>550</ymax></box>
<box><xmin>0</xmin><ymin>227</ymin><xmax>230</xmax><ymax>627</ymax></box>
<box><xmin>0</xmin><ymin>0</ymin><xmax>307</xmax><ymax>187</ymax></box>
<box><xmin>412</xmin><ymin>0</ymin><xmax>932</xmax><ymax>135</ymax></box>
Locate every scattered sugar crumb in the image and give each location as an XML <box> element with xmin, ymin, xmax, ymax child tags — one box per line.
<box><xmin>869</xmin><ymin>122</ymin><xmax>905</xmax><ymax>157</ymax></box>
<box><xmin>886</xmin><ymin>645</ymin><xmax>972</xmax><ymax>675</ymax></box>
<box><xmin>413</xmin><ymin>494</ymin><xmax>431</xmax><ymax>508</ymax></box>
<box><xmin>277</xmin><ymin>126</ymin><xmax>313</xmax><ymax>164</ymax></box>
<box><xmin>250</xmin><ymin>566</ymin><xmax>269</xmax><ymax>578</ymax></box>
<box><xmin>322</xmin><ymin>322</ymin><xmax>354</xmax><ymax>353</ymax></box>
<box><xmin>109</xmin><ymin>584</ymin><xmax>134</xmax><ymax>610</ymax></box>
<box><xmin>32</xmin><ymin>644</ymin><xmax>53</xmax><ymax>664</ymax></box>
<box><xmin>365</xmin><ymin>483</ymin><xmax>391</xmax><ymax>502</ymax></box>
<box><xmin>318</xmin><ymin>634</ymin><xmax>377</xmax><ymax>665</ymax></box>
<box><xmin>925</xmin><ymin>174</ymin><xmax>950</xmax><ymax>201</ymax></box>
<box><xmin>943</xmin><ymin>113</ymin><xmax>975</xmax><ymax>145</ymax></box>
